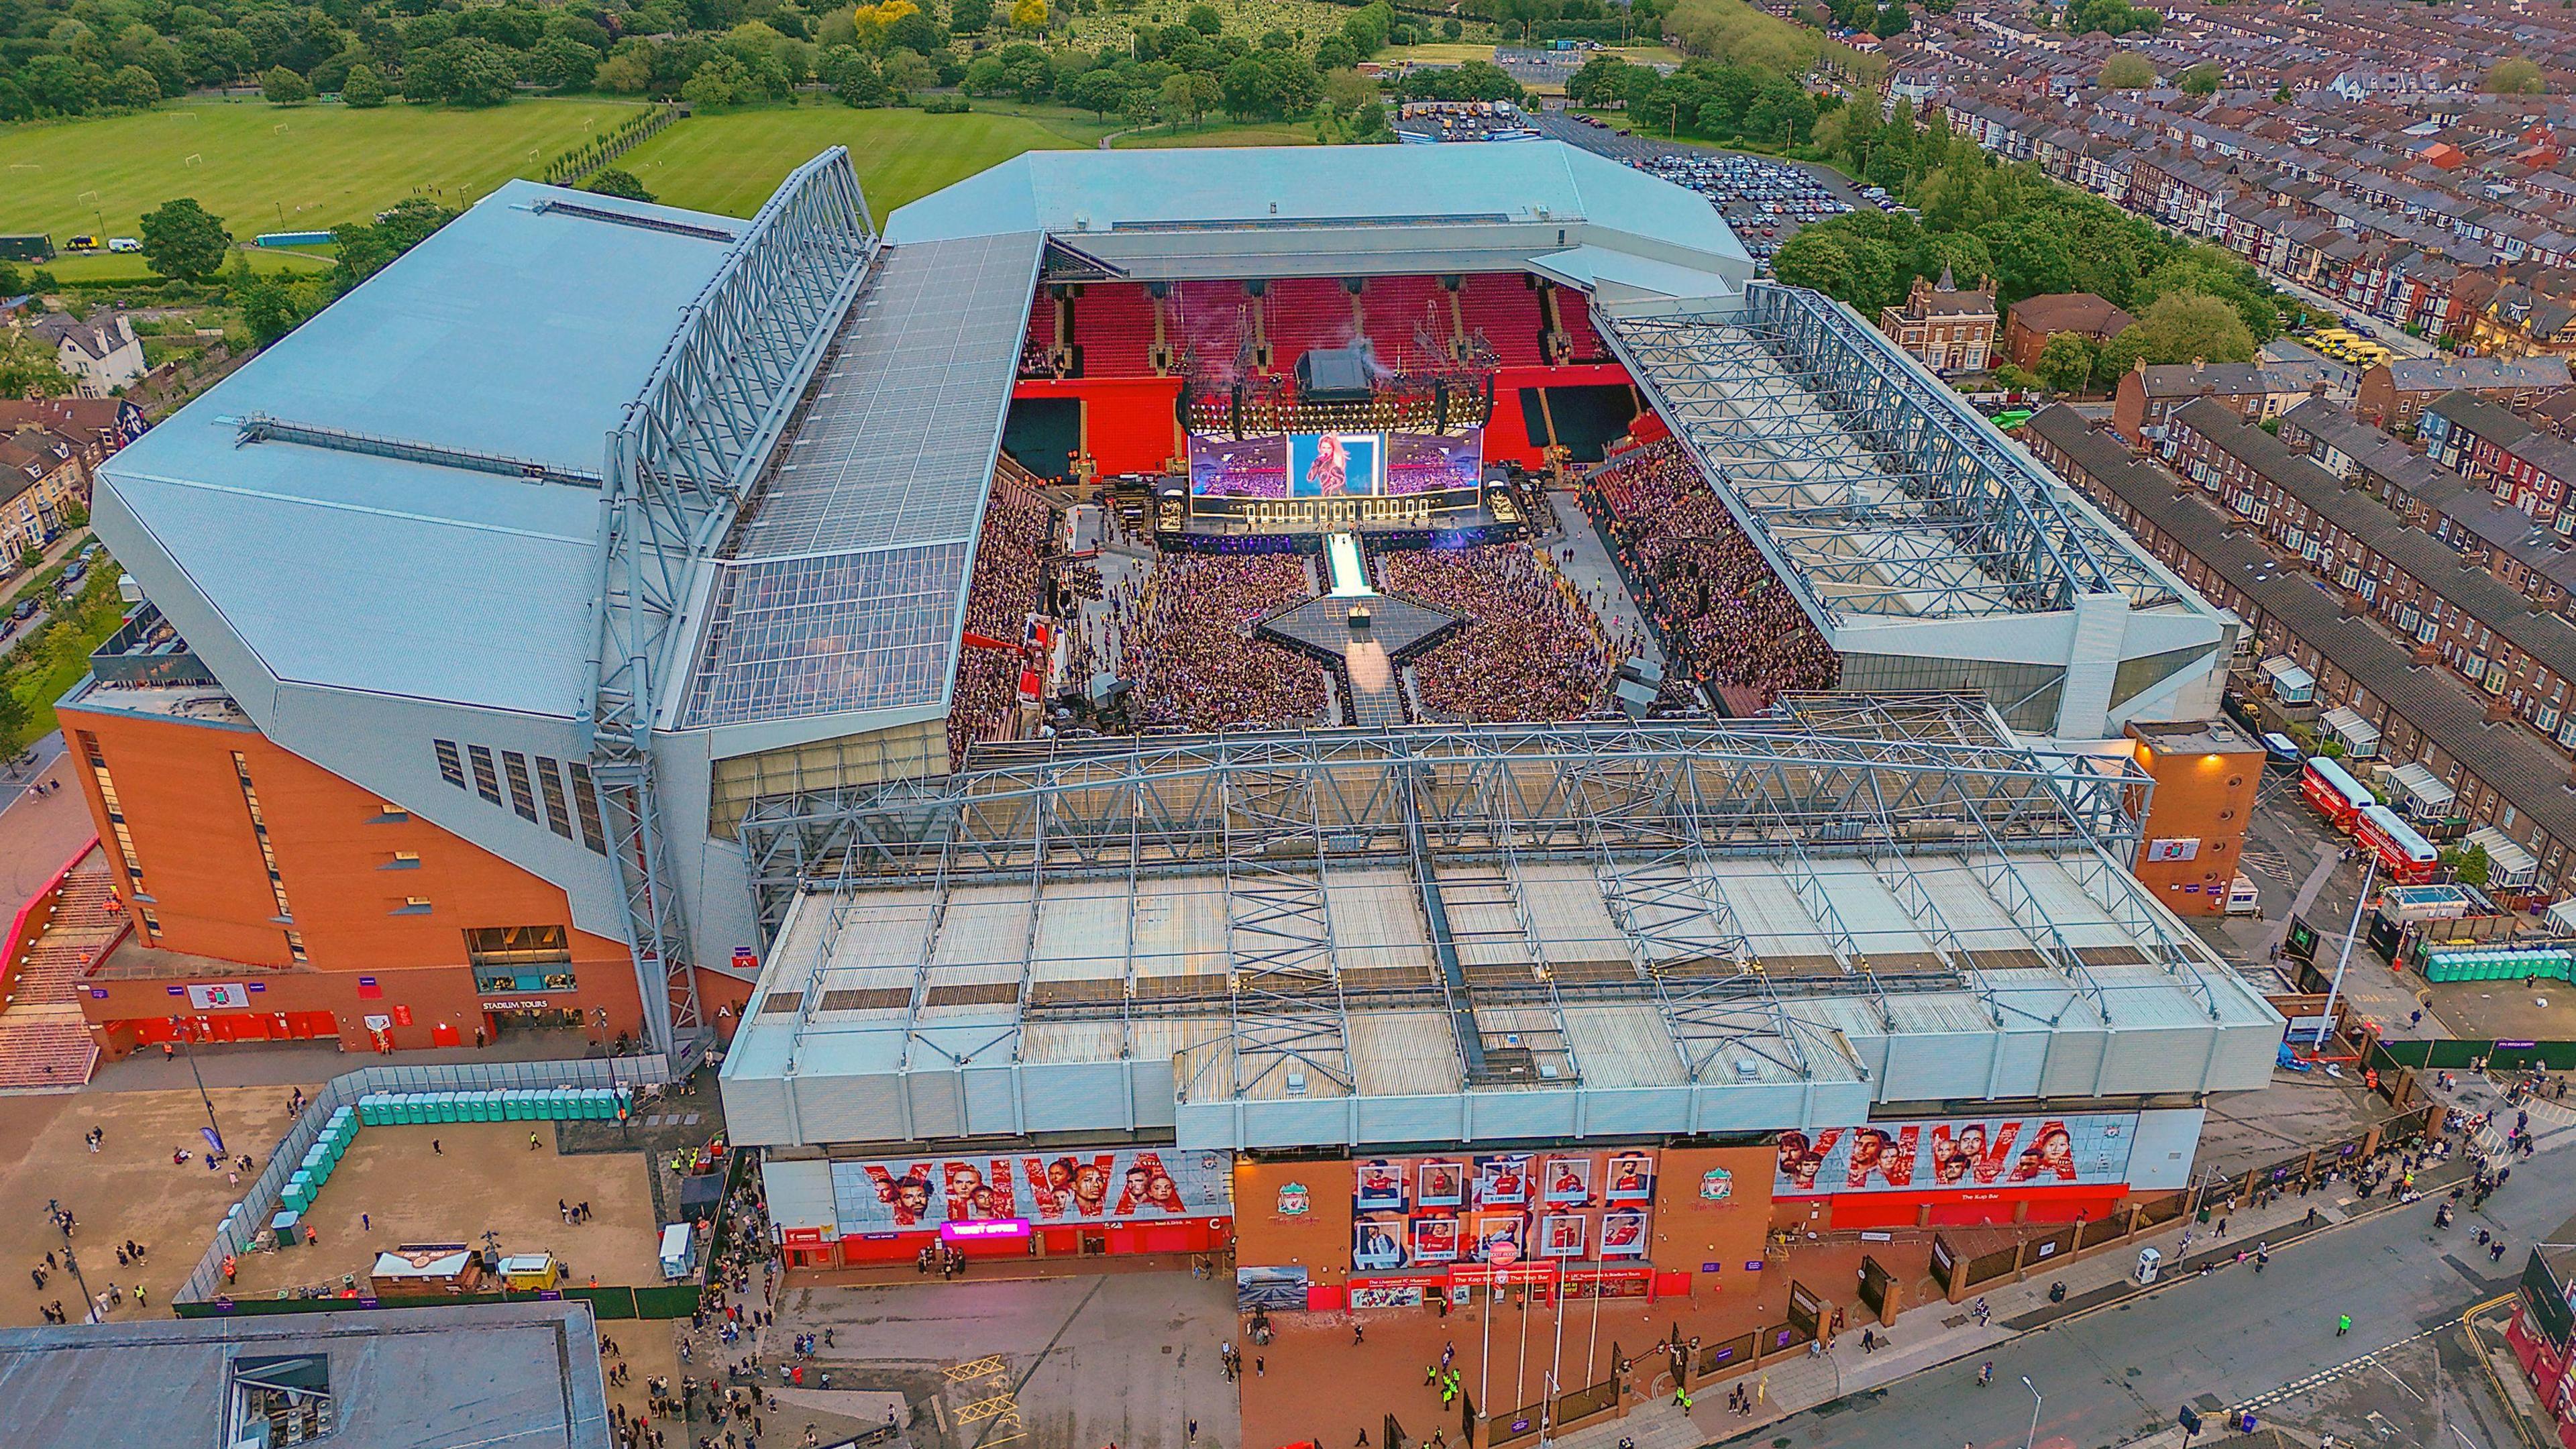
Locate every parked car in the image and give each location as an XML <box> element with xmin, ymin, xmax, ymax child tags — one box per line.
<box><xmin>107</xmin><ymin>237</ymin><xmax>142</xmax><ymax>254</ymax></box>
<box><xmin>64</xmin><ymin>234</ymin><xmax>99</xmax><ymax>252</ymax></box>
<box><xmin>11</xmin><ymin>597</ymin><xmax>36</xmax><ymax>621</ymax></box>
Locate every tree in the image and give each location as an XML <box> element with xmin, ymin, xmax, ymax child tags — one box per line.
<box><xmin>584</xmin><ymin>169</ymin><xmax>657</xmax><ymax>203</ymax></box>
<box><xmin>2098</xmin><ymin>53</ymin><xmax>2154</xmax><ymax>89</ymax></box>
<box><xmin>1008</xmin><ymin>0</ymin><xmax>1049</xmax><ymax>29</ymax></box>
<box><xmin>2454</xmin><ymin>842</ymin><xmax>2492</xmax><ymax>888</ymax></box>
<box><xmin>406</xmin><ymin>37</ymin><xmax>520</xmax><ymax>105</ymax></box>
<box><xmin>2178</xmin><ymin>62</ymin><xmax>2220</xmax><ymax>96</ymax></box>
<box><xmin>953</xmin><ymin>0</ymin><xmax>995</xmax><ymax>28</ymax></box>
<box><xmin>880</xmin><ymin>48</ymin><xmax>934</xmax><ymax>98</ymax></box>
<box><xmin>2096</xmin><ymin>291</ymin><xmax>2257</xmax><ymax>376</ymax></box>
<box><xmin>262</xmin><ymin>64</ymin><xmax>313</xmax><ymax>102</ymax></box>
<box><xmin>1443</xmin><ymin>17</ymin><xmax>1464</xmax><ymax>38</ymax></box>
<box><xmin>682</xmin><ymin>54</ymin><xmax>752</xmax><ymax>106</ymax></box>
<box><xmin>2033</xmin><ymin>331</ymin><xmax>2096</xmax><ymax>394</ymax></box>
<box><xmin>1316</xmin><ymin>35</ymin><xmax>1358</xmax><ymax>69</ymax></box>
<box><xmin>1183</xmin><ymin>3</ymin><xmax>1224</xmax><ymax>33</ymax></box>
<box><xmin>1069</xmin><ymin>66</ymin><xmax>1130</xmax><ymax>118</ymax></box>
<box><xmin>2484</xmin><ymin>58</ymin><xmax>2545</xmax><ymax>94</ymax></box>
<box><xmin>105</xmin><ymin>65</ymin><xmax>161</xmax><ymax>109</ymax></box>
<box><xmin>524</xmin><ymin>36</ymin><xmax>602</xmax><ymax>89</ymax></box>
<box><xmin>0</xmin><ymin>329</ymin><xmax>72</xmax><ymax>398</ymax></box>
<box><xmin>1870</xmin><ymin>3</ymin><xmax>1911</xmax><ymax>38</ymax></box>
<box><xmin>341</xmin><ymin>63</ymin><xmax>387</xmax><ymax>106</ymax></box>
<box><xmin>1160</xmin><ymin>68</ymin><xmax>1219</xmax><ymax>124</ymax></box>
<box><xmin>0</xmin><ymin>680</ymin><xmax>28</xmax><ymax>754</ymax></box>
<box><xmin>138</xmin><ymin>198</ymin><xmax>230</xmax><ymax>281</ymax></box>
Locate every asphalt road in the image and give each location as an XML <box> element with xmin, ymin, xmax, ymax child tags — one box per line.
<box><xmin>1722</xmin><ymin>1132</ymin><xmax>2575</xmax><ymax>1449</ymax></box>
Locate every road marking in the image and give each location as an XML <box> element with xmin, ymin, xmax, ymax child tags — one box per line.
<box><xmin>2373</xmin><ymin>1360</ymin><xmax>2424</xmax><ymax>1402</ymax></box>
<box><xmin>2229</xmin><ymin>1328</ymin><xmax>2438</xmax><ymax>1411</ymax></box>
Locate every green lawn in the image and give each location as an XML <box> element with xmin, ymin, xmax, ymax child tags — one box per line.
<box><xmin>0</xmin><ymin>97</ymin><xmax>649</xmax><ymax>248</ymax></box>
<box><xmin>614</xmin><ymin>103</ymin><xmax>1113</xmax><ymax>219</ymax></box>
<box><xmin>1116</xmin><ymin>119</ymin><xmax>1317</xmax><ymax>148</ymax></box>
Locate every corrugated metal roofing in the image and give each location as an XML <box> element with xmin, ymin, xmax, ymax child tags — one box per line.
<box><xmin>101</xmin><ymin>180</ymin><xmax>740</xmax><ymax>716</ymax></box>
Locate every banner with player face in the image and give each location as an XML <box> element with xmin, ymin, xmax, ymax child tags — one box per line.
<box><xmin>831</xmin><ymin>1148</ymin><xmax>1230</xmax><ymax>1232</ymax></box>
<box><xmin>1770</xmin><ymin>1113</ymin><xmax>2138</xmax><ymax>1197</ymax></box>
<box><xmin>1351</xmin><ymin>1150</ymin><xmax>1658</xmax><ymax>1272</ymax></box>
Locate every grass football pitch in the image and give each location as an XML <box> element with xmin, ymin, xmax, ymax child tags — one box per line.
<box><xmin>0</xmin><ymin>97</ymin><xmax>650</xmax><ymax>246</ymax></box>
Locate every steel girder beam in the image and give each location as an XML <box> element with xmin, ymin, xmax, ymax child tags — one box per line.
<box><xmin>1598</xmin><ymin>284</ymin><xmax>2182</xmax><ymax>627</ymax></box>
<box><xmin>585</xmin><ymin>146</ymin><xmax>878</xmax><ymax>1059</ymax></box>
<box><xmin>737</xmin><ymin>721</ymin><xmax>2140</xmax><ymax>909</ymax></box>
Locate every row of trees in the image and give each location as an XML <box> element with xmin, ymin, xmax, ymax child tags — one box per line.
<box><xmin>1566</xmin><ymin>52</ymin><xmax>1825</xmax><ymax>147</ymax></box>
<box><xmin>1772</xmin><ymin>101</ymin><xmax>2283</xmax><ymax>390</ymax></box>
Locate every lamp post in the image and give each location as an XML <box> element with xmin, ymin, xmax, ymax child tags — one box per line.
<box><xmin>167</xmin><ymin>1015</ymin><xmax>225</xmax><ymax>1159</ymax></box>
<box><xmin>2021</xmin><ymin>1377</ymin><xmax>2043</xmax><ymax>1449</ymax></box>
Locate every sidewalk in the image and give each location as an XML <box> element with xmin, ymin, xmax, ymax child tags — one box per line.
<box><xmin>1541</xmin><ymin>1152</ymin><xmax>2472</xmax><ymax>1449</ymax></box>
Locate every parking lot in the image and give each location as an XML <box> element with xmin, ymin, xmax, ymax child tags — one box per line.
<box><xmin>1532</xmin><ymin>111</ymin><xmax>1876</xmax><ymax>266</ymax></box>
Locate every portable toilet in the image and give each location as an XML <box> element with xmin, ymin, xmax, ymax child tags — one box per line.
<box><xmin>358</xmin><ymin>1093</ymin><xmax>389</xmax><ymax>1126</ymax></box>
<box><xmin>473</xmin><ymin>1091</ymin><xmax>503</xmax><ymax>1122</ymax></box>
<box><xmin>659</xmin><ymin>1222</ymin><xmax>694</xmax><ymax>1281</ymax></box>
<box><xmin>505</xmin><ymin>1089</ymin><xmax>536</xmax><ymax>1121</ymax></box>
<box><xmin>270</xmin><ymin>1209</ymin><xmax>302</xmax><ymax>1247</ymax></box>
<box><xmin>393</xmin><ymin>1095</ymin><xmax>423</xmax><ymax>1125</ymax></box>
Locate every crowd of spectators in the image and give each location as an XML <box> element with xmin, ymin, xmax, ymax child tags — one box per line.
<box><xmin>1580</xmin><ymin>439</ymin><xmax>1839</xmax><ymax>710</ymax></box>
<box><xmin>1377</xmin><ymin>543</ymin><xmax>1623</xmax><ymax>722</ymax></box>
<box><xmin>1100</xmin><ymin>553</ymin><xmax>1328</xmax><ymax>731</ymax></box>
<box><xmin>947</xmin><ymin>472</ymin><xmax>1056</xmax><ymax>769</ymax></box>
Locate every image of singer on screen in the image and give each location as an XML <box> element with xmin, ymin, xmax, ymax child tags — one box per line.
<box><xmin>1289</xmin><ymin>433</ymin><xmax>1382</xmax><ymax>497</ymax></box>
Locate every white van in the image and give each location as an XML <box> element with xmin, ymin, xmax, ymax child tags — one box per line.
<box><xmin>2224</xmin><ymin>875</ymin><xmax>2262</xmax><ymax>916</ymax></box>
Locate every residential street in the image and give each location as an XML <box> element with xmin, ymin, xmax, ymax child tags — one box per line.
<box><xmin>1725</xmin><ymin>1113</ymin><xmax>2573</xmax><ymax>1449</ymax></box>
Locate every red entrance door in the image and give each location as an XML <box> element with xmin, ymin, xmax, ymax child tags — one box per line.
<box><xmin>431</xmin><ymin>1022</ymin><xmax>462</xmax><ymax>1048</ymax></box>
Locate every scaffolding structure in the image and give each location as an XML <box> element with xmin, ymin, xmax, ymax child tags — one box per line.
<box><xmin>736</xmin><ymin>698</ymin><xmax>2243</xmax><ymax>1107</ymax></box>
<box><xmin>1601</xmin><ymin>283</ymin><xmax>2183</xmax><ymax>627</ymax></box>
<box><xmin>584</xmin><ymin>146</ymin><xmax>879</xmax><ymax>1058</ymax></box>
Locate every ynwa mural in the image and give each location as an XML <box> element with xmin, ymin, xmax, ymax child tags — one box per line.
<box><xmin>830</xmin><ymin>1149</ymin><xmax>1231</xmax><ymax>1231</ymax></box>
<box><xmin>1772</xmin><ymin>1112</ymin><xmax>2138</xmax><ymax>1197</ymax></box>
<box><xmin>1351</xmin><ymin>1150</ymin><xmax>1657</xmax><ymax>1273</ymax></box>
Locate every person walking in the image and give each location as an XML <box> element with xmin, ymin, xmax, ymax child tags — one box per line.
<box><xmin>433</xmin><ymin>1139</ymin><xmax>443</xmax><ymax>1155</ymax></box>
<box><xmin>1673</xmin><ymin>1384</ymin><xmax>1694</xmax><ymax>1411</ymax></box>
<box><xmin>2335</xmin><ymin>1313</ymin><xmax>2351</xmax><ymax>1337</ymax></box>
<box><xmin>531</xmin><ymin>1131</ymin><xmax>543</xmax><ymax>1152</ymax></box>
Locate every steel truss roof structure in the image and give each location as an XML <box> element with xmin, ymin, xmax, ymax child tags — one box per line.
<box><xmin>736</xmin><ymin>698</ymin><xmax>2246</xmax><ymax>1111</ymax></box>
<box><xmin>584</xmin><ymin>147</ymin><xmax>879</xmax><ymax>1057</ymax></box>
<box><xmin>1601</xmin><ymin>284</ymin><xmax>2183</xmax><ymax>627</ymax></box>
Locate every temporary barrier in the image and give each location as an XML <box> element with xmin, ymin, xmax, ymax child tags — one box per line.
<box><xmin>174</xmin><ymin>1057</ymin><xmax>672</xmax><ymax>1307</ymax></box>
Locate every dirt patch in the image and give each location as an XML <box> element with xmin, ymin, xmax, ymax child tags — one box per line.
<box><xmin>224</xmin><ymin>1120</ymin><xmax>662</xmax><ymax>1301</ymax></box>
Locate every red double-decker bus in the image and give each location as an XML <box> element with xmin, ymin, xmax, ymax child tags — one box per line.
<box><xmin>2300</xmin><ymin>757</ymin><xmax>2374</xmax><ymax>831</ymax></box>
<box><xmin>2355</xmin><ymin>804</ymin><xmax>2440</xmax><ymax>885</ymax></box>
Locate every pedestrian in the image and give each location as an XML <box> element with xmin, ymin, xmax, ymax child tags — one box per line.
<box><xmin>1353</xmin><ymin>1323</ymin><xmax>1364</xmax><ymax>1346</ymax></box>
<box><xmin>433</xmin><ymin>1139</ymin><xmax>443</xmax><ymax>1155</ymax></box>
<box><xmin>1978</xmin><ymin>1362</ymin><xmax>1993</xmax><ymax>1387</ymax></box>
<box><xmin>2336</xmin><ymin>1313</ymin><xmax>2351</xmax><ymax>1337</ymax></box>
<box><xmin>1256</xmin><ymin>1358</ymin><xmax>1264</xmax><ymax>1377</ymax></box>
<box><xmin>1674</xmin><ymin>1385</ymin><xmax>1693</xmax><ymax>1411</ymax></box>
<box><xmin>304</xmin><ymin>1224</ymin><xmax>317</xmax><ymax>1246</ymax></box>
<box><xmin>362</xmin><ymin>1213</ymin><xmax>370</xmax><ymax>1233</ymax></box>
<box><xmin>531</xmin><ymin>1131</ymin><xmax>543</xmax><ymax>1151</ymax></box>
<box><xmin>1441</xmin><ymin>1342</ymin><xmax>1455</xmax><ymax>1368</ymax></box>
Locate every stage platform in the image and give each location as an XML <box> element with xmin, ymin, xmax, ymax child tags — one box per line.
<box><xmin>1257</xmin><ymin>593</ymin><xmax>1462</xmax><ymax>663</ymax></box>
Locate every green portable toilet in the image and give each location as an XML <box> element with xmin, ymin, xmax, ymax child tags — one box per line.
<box><xmin>358</xmin><ymin>1093</ymin><xmax>388</xmax><ymax>1126</ymax></box>
<box><xmin>545</xmin><ymin>1087</ymin><xmax>574</xmax><ymax>1120</ymax></box>
<box><xmin>402</xmin><ymin>1095</ymin><xmax>430</xmax><ymax>1125</ymax></box>
<box><xmin>469</xmin><ymin>1090</ymin><xmax>499</xmax><ymax>1122</ymax></box>
<box><xmin>441</xmin><ymin>1092</ymin><xmax>468</xmax><ymax>1123</ymax></box>
<box><xmin>587</xmin><ymin>1088</ymin><xmax>614</xmax><ymax>1120</ymax></box>
<box><xmin>270</xmin><ymin>1209</ymin><xmax>300</xmax><ymax>1246</ymax></box>
<box><xmin>506</xmin><ymin>1089</ymin><xmax>535</xmax><ymax>1120</ymax></box>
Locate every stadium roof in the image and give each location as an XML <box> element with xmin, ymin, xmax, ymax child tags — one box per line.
<box><xmin>1602</xmin><ymin>285</ymin><xmax>2205</xmax><ymax>626</ymax></box>
<box><xmin>99</xmin><ymin>181</ymin><xmax>743</xmax><ymax>719</ymax></box>
<box><xmin>885</xmin><ymin>142</ymin><xmax>1752</xmax><ymax>294</ymax></box>
<box><xmin>678</xmin><ymin>230</ymin><xmax>1044</xmax><ymax>733</ymax></box>
<box><xmin>723</xmin><ymin>702</ymin><xmax>2282</xmax><ymax>1150</ymax></box>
